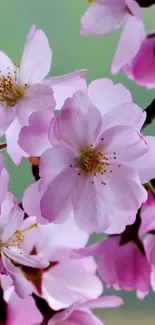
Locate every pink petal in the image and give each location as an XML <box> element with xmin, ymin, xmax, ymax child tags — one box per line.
<box><xmin>0</xmin><ymin>193</ymin><xmax>24</xmax><ymax>241</ymax></box>
<box><xmin>16</xmin><ymin>84</ymin><xmax>55</xmax><ymax>125</ymax></box>
<box><xmin>41</xmin><ymin>168</ymin><xmax>78</xmax><ymax>223</ymax></box>
<box><xmin>0</xmin><ymin>105</ymin><xmax>15</xmax><ymax>136</ymax></box>
<box><xmin>2</xmin><ymin>253</ymin><xmax>34</xmax><ymax>298</ymax></box>
<box><xmin>0</xmin><ymin>158</ymin><xmax>9</xmax><ymax>209</ymax></box>
<box><xmin>105</xmin><ymin>209</ymin><xmax>136</xmax><ymax>234</ymax></box>
<box><xmin>79</xmin><ymin>296</ymin><xmax>124</xmax><ymax>309</ymax></box>
<box><xmin>49</xmin><ymin>308</ymin><xmax>103</xmax><ymax>325</ymax></box>
<box><xmin>3</xmin><ymin>247</ymin><xmax>49</xmax><ymax>268</ymax></box>
<box><xmin>88</xmin><ymin>78</ymin><xmax>132</xmax><ymax>115</ymax></box>
<box><xmin>6</xmin><ymin>118</ymin><xmax>28</xmax><ymax>165</ymax></box>
<box><xmin>22</xmin><ymin>181</ymin><xmax>43</xmax><ymax>222</ymax></box>
<box><xmin>7</xmin><ymin>291</ymin><xmax>43</xmax><ymax>325</ymax></box>
<box><xmin>124</xmin><ymin>34</ymin><xmax>155</xmax><ymax>88</ymax></box>
<box><xmin>81</xmin><ymin>3</ymin><xmax>124</xmax><ymax>35</ymax></box>
<box><xmin>18</xmin><ymin>110</ymin><xmax>52</xmax><ymax>156</ymax></box>
<box><xmin>43</xmin><ymin>258</ymin><xmax>103</xmax><ymax>310</ymax></box>
<box><xmin>44</xmin><ymin>70</ymin><xmax>87</xmax><ymax>109</ymax></box>
<box><xmin>98</xmin><ymin>125</ymin><xmax>148</xmax><ymax>162</ymax></box>
<box><xmin>125</xmin><ymin>0</ymin><xmax>142</xmax><ymax>18</ymax></box>
<box><xmin>20</xmin><ymin>25</ymin><xmax>52</xmax><ymax>84</ymax></box>
<box><xmin>39</xmin><ymin>147</ymin><xmax>75</xmax><ymax>190</ymax></box>
<box><xmin>73</xmin><ymin>177</ymin><xmax>111</xmax><ymax>233</ymax></box>
<box><xmin>140</xmin><ymin>205</ymin><xmax>155</xmax><ymax>234</ymax></box>
<box><xmin>49</xmin><ymin>91</ymin><xmax>102</xmax><ymax>149</ymax></box>
<box><xmin>130</xmin><ymin>136</ymin><xmax>155</xmax><ymax>184</ymax></box>
<box><xmin>101</xmin><ymin>102</ymin><xmax>146</xmax><ymax>131</ymax></box>
<box><xmin>35</xmin><ymin>214</ymin><xmax>88</xmax><ymax>256</ymax></box>
<box><xmin>112</xmin><ymin>16</ymin><xmax>146</xmax><ymax>74</ymax></box>
<box><xmin>97</xmin><ymin>165</ymin><xmax>147</xmax><ymax>212</ymax></box>
<box><xmin>0</xmin><ymin>51</ymin><xmax>15</xmax><ymax>76</ymax></box>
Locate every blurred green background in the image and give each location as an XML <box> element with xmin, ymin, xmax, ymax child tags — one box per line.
<box><xmin>0</xmin><ymin>0</ymin><xmax>155</xmax><ymax>324</ymax></box>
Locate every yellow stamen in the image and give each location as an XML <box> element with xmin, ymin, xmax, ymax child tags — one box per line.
<box><xmin>148</xmin><ymin>182</ymin><xmax>155</xmax><ymax>196</ymax></box>
<box><xmin>20</xmin><ymin>223</ymin><xmax>38</xmax><ymax>234</ymax></box>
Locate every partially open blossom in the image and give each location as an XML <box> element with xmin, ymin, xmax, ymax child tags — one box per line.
<box><xmin>0</xmin><ymin>193</ymin><xmax>49</xmax><ymax>297</ymax></box>
<box><xmin>81</xmin><ymin>0</ymin><xmax>145</xmax><ymax>73</ymax></box>
<box><xmin>0</xmin><ymin>25</ymin><xmax>87</xmax><ymax>164</ymax></box>
<box><xmin>123</xmin><ymin>32</ymin><xmax>155</xmax><ymax>88</ymax></box>
<box><xmin>0</xmin><ymin>287</ymin><xmax>42</xmax><ymax>325</ymax></box>
<box><xmin>27</xmin><ymin>77</ymin><xmax>155</xmax><ymax>234</ymax></box>
<box><xmin>5</xmin><ymin>215</ymin><xmax>103</xmax><ymax>308</ymax></box>
<box><xmin>96</xmin><ymin>235</ymin><xmax>151</xmax><ymax>299</ymax></box>
<box><xmin>48</xmin><ymin>296</ymin><xmax>123</xmax><ymax>325</ymax></box>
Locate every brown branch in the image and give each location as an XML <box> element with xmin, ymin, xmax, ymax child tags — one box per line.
<box><xmin>32</xmin><ymin>294</ymin><xmax>61</xmax><ymax>325</ymax></box>
<box><xmin>0</xmin><ymin>285</ymin><xmax>7</xmax><ymax>324</ymax></box>
<box><xmin>142</xmin><ymin>99</ymin><xmax>155</xmax><ymax>129</ymax></box>
<box><xmin>0</xmin><ymin>143</ymin><xmax>7</xmax><ymax>151</ymax></box>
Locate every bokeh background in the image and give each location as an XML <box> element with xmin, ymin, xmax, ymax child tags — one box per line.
<box><xmin>1</xmin><ymin>0</ymin><xmax>155</xmax><ymax>323</ymax></box>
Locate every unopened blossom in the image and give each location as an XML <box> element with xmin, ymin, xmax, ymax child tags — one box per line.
<box><xmin>7</xmin><ymin>215</ymin><xmax>103</xmax><ymax>308</ymax></box>
<box><xmin>123</xmin><ymin>32</ymin><xmax>155</xmax><ymax>88</ymax></box>
<box><xmin>0</xmin><ymin>193</ymin><xmax>49</xmax><ymax>296</ymax></box>
<box><xmin>81</xmin><ymin>0</ymin><xmax>145</xmax><ymax>73</ymax></box>
<box><xmin>0</xmin><ymin>25</ymin><xmax>87</xmax><ymax>164</ymax></box>
<box><xmin>48</xmin><ymin>296</ymin><xmax>123</xmax><ymax>325</ymax></box>
<box><xmin>0</xmin><ymin>287</ymin><xmax>42</xmax><ymax>325</ymax></box>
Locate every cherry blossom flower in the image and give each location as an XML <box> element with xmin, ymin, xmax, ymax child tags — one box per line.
<box><xmin>0</xmin><ymin>192</ymin><xmax>49</xmax><ymax>296</ymax></box>
<box><xmin>0</xmin><ymin>24</ymin><xmax>87</xmax><ymax>164</ymax></box>
<box><xmin>31</xmin><ymin>79</ymin><xmax>155</xmax><ymax>234</ymax></box>
<box><xmin>48</xmin><ymin>296</ymin><xmax>123</xmax><ymax>325</ymax></box>
<box><xmin>123</xmin><ymin>32</ymin><xmax>155</xmax><ymax>88</ymax></box>
<box><xmin>81</xmin><ymin>0</ymin><xmax>145</xmax><ymax>73</ymax></box>
<box><xmin>6</xmin><ymin>215</ymin><xmax>103</xmax><ymax>308</ymax></box>
<box><xmin>0</xmin><ymin>287</ymin><xmax>42</xmax><ymax>325</ymax></box>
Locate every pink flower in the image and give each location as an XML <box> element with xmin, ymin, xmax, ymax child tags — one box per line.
<box><xmin>32</xmin><ymin>79</ymin><xmax>154</xmax><ymax>234</ymax></box>
<box><xmin>81</xmin><ymin>0</ymin><xmax>145</xmax><ymax>73</ymax></box>
<box><xmin>123</xmin><ymin>32</ymin><xmax>155</xmax><ymax>88</ymax></box>
<box><xmin>1</xmin><ymin>25</ymin><xmax>87</xmax><ymax>164</ymax></box>
<box><xmin>1</xmin><ymin>287</ymin><xmax>42</xmax><ymax>325</ymax></box>
<box><xmin>0</xmin><ymin>193</ymin><xmax>49</xmax><ymax>296</ymax></box>
<box><xmin>48</xmin><ymin>296</ymin><xmax>123</xmax><ymax>325</ymax></box>
<box><xmin>7</xmin><ymin>215</ymin><xmax>103</xmax><ymax>308</ymax></box>
<box><xmin>96</xmin><ymin>235</ymin><xmax>151</xmax><ymax>299</ymax></box>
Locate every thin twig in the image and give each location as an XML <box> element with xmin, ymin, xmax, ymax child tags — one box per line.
<box><xmin>142</xmin><ymin>99</ymin><xmax>155</xmax><ymax>130</ymax></box>
<box><xmin>0</xmin><ymin>143</ymin><xmax>7</xmax><ymax>151</ymax></box>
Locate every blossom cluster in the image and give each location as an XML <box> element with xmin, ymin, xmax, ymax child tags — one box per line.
<box><xmin>0</xmin><ymin>1</ymin><xmax>155</xmax><ymax>324</ymax></box>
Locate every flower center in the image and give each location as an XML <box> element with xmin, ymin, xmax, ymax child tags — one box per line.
<box><xmin>0</xmin><ymin>70</ymin><xmax>27</xmax><ymax>107</ymax></box>
<box><xmin>71</xmin><ymin>141</ymin><xmax>121</xmax><ymax>185</ymax></box>
<box><xmin>77</xmin><ymin>147</ymin><xmax>104</xmax><ymax>175</ymax></box>
<box><xmin>0</xmin><ymin>223</ymin><xmax>38</xmax><ymax>251</ymax></box>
